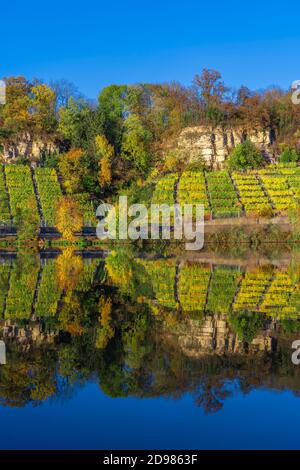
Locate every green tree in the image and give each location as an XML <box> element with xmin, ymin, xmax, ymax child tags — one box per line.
<box><xmin>58</xmin><ymin>98</ymin><xmax>101</xmax><ymax>153</ymax></box>
<box><xmin>121</xmin><ymin>114</ymin><xmax>152</xmax><ymax>175</ymax></box>
<box><xmin>98</xmin><ymin>85</ymin><xmax>127</xmax><ymax>151</ymax></box>
<box><xmin>279</xmin><ymin>147</ymin><xmax>298</xmax><ymax>163</ymax></box>
<box><xmin>227</xmin><ymin>140</ymin><xmax>264</xmax><ymax>171</ymax></box>
<box><xmin>229</xmin><ymin>310</ymin><xmax>263</xmax><ymax>343</ymax></box>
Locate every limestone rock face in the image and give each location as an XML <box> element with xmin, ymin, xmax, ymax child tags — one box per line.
<box><xmin>174</xmin><ymin>314</ymin><xmax>273</xmax><ymax>358</ymax></box>
<box><xmin>0</xmin><ymin>319</ymin><xmax>57</xmax><ymax>349</ymax></box>
<box><xmin>177</xmin><ymin>125</ymin><xmax>274</xmax><ymax>167</ymax></box>
<box><xmin>1</xmin><ymin>138</ymin><xmax>57</xmax><ymax>162</ymax></box>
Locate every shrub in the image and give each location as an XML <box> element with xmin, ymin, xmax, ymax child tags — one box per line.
<box><xmin>42</xmin><ymin>152</ymin><xmax>60</xmax><ymax>169</ymax></box>
<box><xmin>279</xmin><ymin>147</ymin><xmax>299</xmax><ymax>164</ymax></box>
<box><xmin>229</xmin><ymin>310</ymin><xmax>263</xmax><ymax>343</ymax></box>
<box><xmin>227</xmin><ymin>140</ymin><xmax>264</xmax><ymax>171</ymax></box>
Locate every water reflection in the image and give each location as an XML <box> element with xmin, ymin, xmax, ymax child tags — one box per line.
<box><xmin>1</xmin><ymin>248</ymin><xmax>300</xmax><ymax>413</ymax></box>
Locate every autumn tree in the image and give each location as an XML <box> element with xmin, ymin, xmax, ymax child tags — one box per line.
<box><xmin>193</xmin><ymin>69</ymin><xmax>227</xmax><ymax>106</ymax></box>
<box><xmin>0</xmin><ymin>77</ymin><xmax>57</xmax><ymax>160</ymax></box>
<box><xmin>95</xmin><ymin>296</ymin><xmax>114</xmax><ymax>350</ymax></box>
<box><xmin>55</xmin><ymin>196</ymin><xmax>83</xmax><ymax>240</ymax></box>
<box><xmin>31</xmin><ymin>84</ymin><xmax>57</xmax><ymax>138</ymax></box>
<box><xmin>58</xmin><ymin>148</ymin><xmax>85</xmax><ymax>194</ymax></box>
<box><xmin>0</xmin><ymin>77</ymin><xmax>32</xmax><ymax>157</ymax></box>
<box><xmin>95</xmin><ymin>135</ymin><xmax>114</xmax><ymax>188</ymax></box>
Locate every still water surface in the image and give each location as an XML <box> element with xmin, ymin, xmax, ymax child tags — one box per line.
<box><xmin>1</xmin><ymin>248</ymin><xmax>300</xmax><ymax>449</ymax></box>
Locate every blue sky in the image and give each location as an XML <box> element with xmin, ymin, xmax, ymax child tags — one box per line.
<box><xmin>1</xmin><ymin>0</ymin><xmax>300</xmax><ymax>99</ymax></box>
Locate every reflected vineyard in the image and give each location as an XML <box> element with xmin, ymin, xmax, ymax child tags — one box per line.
<box><xmin>1</xmin><ymin>248</ymin><xmax>300</xmax><ymax>413</ymax></box>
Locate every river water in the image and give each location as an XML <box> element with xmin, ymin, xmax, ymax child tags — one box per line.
<box><xmin>1</xmin><ymin>247</ymin><xmax>300</xmax><ymax>449</ymax></box>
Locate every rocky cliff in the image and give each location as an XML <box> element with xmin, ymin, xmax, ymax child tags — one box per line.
<box><xmin>1</xmin><ymin>138</ymin><xmax>57</xmax><ymax>162</ymax></box>
<box><xmin>177</xmin><ymin>125</ymin><xmax>276</xmax><ymax>167</ymax></box>
<box><xmin>0</xmin><ymin>319</ymin><xmax>57</xmax><ymax>351</ymax></box>
<box><xmin>167</xmin><ymin>314</ymin><xmax>274</xmax><ymax>358</ymax></box>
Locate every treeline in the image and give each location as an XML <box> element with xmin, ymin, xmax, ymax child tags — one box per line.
<box><xmin>1</xmin><ymin>70</ymin><xmax>300</xmax><ymax>198</ymax></box>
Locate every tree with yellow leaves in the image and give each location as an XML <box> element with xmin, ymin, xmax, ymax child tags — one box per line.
<box><xmin>55</xmin><ymin>247</ymin><xmax>84</xmax><ymax>290</ymax></box>
<box><xmin>58</xmin><ymin>148</ymin><xmax>85</xmax><ymax>194</ymax></box>
<box><xmin>0</xmin><ymin>77</ymin><xmax>57</xmax><ymax>160</ymax></box>
<box><xmin>95</xmin><ymin>135</ymin><xmax>114</xmax><ymax>188</ymax></box>
<box><xmin>55</xmin><ymin>196</ymin><xmax>83</xmax><ymax>240</ymax></box>
<box><xmin>95</xmin><ymin>295</ymin><xmax>114</xmax><ymax>349</ymax></box>
<box><xmin>98</xmin><ymin>296</ymin><xmax>112</xmax><ymax>327</ymax></box>
<box><xmin>31</xmin><ymin>84</ymin><xmax>57</xmax><ymax>137</ymax></box>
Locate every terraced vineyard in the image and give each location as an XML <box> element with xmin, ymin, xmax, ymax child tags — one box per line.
<box><xmin>1</xmin><ymin>256</ymin><xmax>300</xmax><ymax>320</ymax></box>
<box><xmin>231</xmin><ymin>172</ymin><xmax>272</xmax><ymax>216</ymax></box>
<box><xmin>137</xmin><ymin>260</ymin><xmax>300</xmax><ymax>319</ymax></box>
<box><xmin>259</xmin><ymin>173</ymin><xmax>295</xmax><ymax>213</ymax></box>
<box><xmin>0</xmin><ymin>262</ymin><xmax>11</xmax><ymax>317</ymax></box>
<box><xmin>150</xmin><ymin>163</ymin><xmax>300</xmax><ymax>219</ymax></box>
<box><xmin>0</xmin><ymin>257</ymin><xmax>102</xmax><ymax>320</ymax></box>
<box><xmin>74</xmin><ymin>193</ymin><xmax>98</xmax><ymax>227</ymax></box>
<box><xmin>5</xmin><ymin>165</ymin><xmax>39</xmax><ymax>223</ymax></box>
<box><xmin>178</xmin><ymin>262</ymin><xmax>211</xmax><ymax>313</ymax></box>
<box><xmin>0</xmin><ymin>165</ymin><xmax>99</xmax><ymax>230</ymax></box>
<box><xmin>151</xmin><ymin>173</ymin><xmax>178</xmax><ymax>205</ymax></box>
<box><xmin>177</xmin><ymin>171</ymin><xmax>210</xmax><ymax>218</ymax></box>
<box><xmin>5</xmin><ymin>257</ymin><xmax>40</xmax><ymax>319</ymax></box>
<box><xmin>35</xmin><ymin>259</ymin><xmax>62</xmax><ymax>317</ymax></box>
<box><xmin>34</xmin><ymin>258</ymin><xmax>99</xmax><ymax>318</ymax></box>
<box><xmin>206</xmin><ymin>171</ymin><xmax>241</xmax><ymax>218</ymax></box>
<box><xmin>0</xmin><ymin>167</ymin><xmax>11</xmax><ymax>226</ymax></box>
<box><xmin>35</xmin><ymin>168</ymin><xmax>63</xmax><ymax>226</ymax></box>
<box><xmin>2</xmin><ymin>163</ymin><xmax>300</xmax><ymax>234</ymax></box>
<box><xmin>141</xmin><ymin>259</ymin><xmax>178</xmax><ymax>309</ymax></box>
<box><xmin>233</xmin><ymin>268</ymin><xmax>273</xmax><ymax>312</ymax></box>
<box><xmin>260</xmin><ymin>271</ymin><xmax>296</xmax><ymax>318</ymax></box>
<box><xmin>206</xmin><ymin>266</ymin><xmax>241</xmax><ymax>313</ymax></box>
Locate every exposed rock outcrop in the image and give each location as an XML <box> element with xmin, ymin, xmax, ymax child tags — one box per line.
<box><xmin>177</xmin><ymin>125</ymin><xmax>275</xmax><ymax>167</ymax></box>
<box><xmin>1</xmin><ymin>138</ymin><xmax>57</xmax><ymax>162</ymax></box>
<box><xmin>0</xmin><ymin>319</ymin><xmax>58</xmax><ymax>351</ymax></box>
<box><xmin>169</xmin><ymin>314</ymin><xmax>274</xmax><ymax>358</ymax></box>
